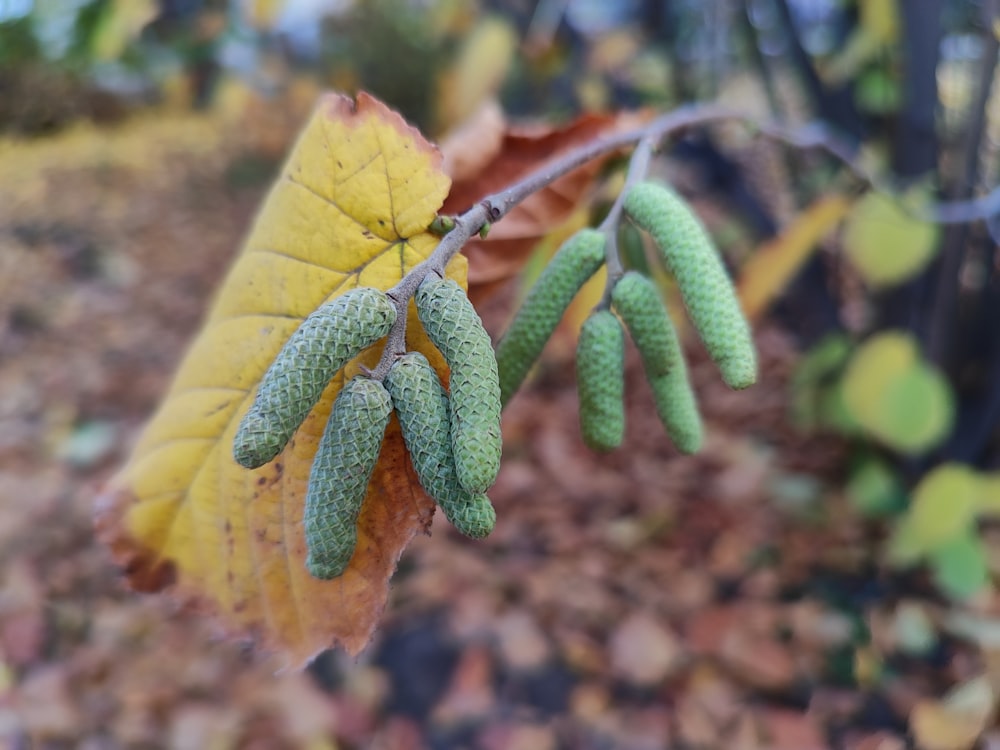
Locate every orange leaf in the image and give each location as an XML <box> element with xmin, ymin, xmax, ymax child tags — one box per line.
<box><xmin>737</xmin><ymin>194</ymin><xmax>853</xmax><ymax>321</ymax></box>
<box><xmin>95</xmin><ymin>91</ymin><xmax>462</xmax><ymax>668</ymax></box>
<box><xmin>441</xmin><ymin>106</ymin><xmax>647</xmax><ymax>302</ymax></box>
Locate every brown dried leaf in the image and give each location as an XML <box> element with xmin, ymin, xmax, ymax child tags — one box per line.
<box><xmin>440</xmin><ymin>108</ymin><xmax>649</xmax><ymax>301</ymax></box>
<box><xmin>609</xmin><ymin>612</ymin><xmax>685</xmax><ymax>686</ymax></box>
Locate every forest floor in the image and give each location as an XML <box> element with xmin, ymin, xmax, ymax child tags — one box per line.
<box><xmin>0</xmin><ymin>96</ymin><xmax>973</xmax><ymax>750</ymax></box>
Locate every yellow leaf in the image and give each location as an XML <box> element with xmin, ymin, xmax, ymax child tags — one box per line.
<box><xmin>245</xmin><ymin>0</ymin><xmax>286</xmax><ymax>29</ymax></box>
<box><xmin>91</xmin><ymin>0</ymin><xmax>158</xmax><ymax>62</ymax></box>
<box><xmin>436</xmin><ymin>15</ymin><xmax>518</xmax><ymax>129</ymax></box>
<box><xmin>842</xmin><ymin>331</ymin><xmax>918</xmax><ymax>420</ymax></box>
<box><xmin>861</xmin><ymin>0</ymin><xmax>899</xmax><ymax>44</ymax></box>
<box><xmin>911</xmin><ymin>676</ymin><xmax>995</xmax><ymax>750</ymax></box>
<box><xmin>738</xmin><ymin>194</ymin><xmax>853</xmax><ymax>321</ymax></box>
<box><xmin>96</xmin><ymin>92</ymin><xmax>459</xmax><ymax>668</ymax></box>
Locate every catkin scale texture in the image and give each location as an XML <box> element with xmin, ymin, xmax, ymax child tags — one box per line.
<box><xmin>415</xmin><ymin>278</ymin><xmax>502</xmax><ymax>495</ymax></box>
<box><xmin>304</xmin><ymin>377</ymin><xmax>393</xmax><ymax>580</ymax></box>
<box><xmin>495</xmin><ymin>229</ymin><xmax>606</xmax><ymax>405</ymax></box>
<box><xmin>624</xmin><ymin>181</ymin><xmax>757</xmax><ymax>389</ymax></box>
<box><xmin>386</xmin><ymin>353</ymin><xmax>496</xmax><ymax>538</ymax></box>
<box><xmin>233</xmin><ymin>287</ymin><xmax>396</xmax><ymax>469</ymax></box>
<box><xmin>576</xmin><ymin>310</ymin><xmax>625</xmax><ymax>451</ymax></box>
<box><xmin>612</xmin><ymin>272</ymin><xmax>703</xmax><ymax>453</ymax></box>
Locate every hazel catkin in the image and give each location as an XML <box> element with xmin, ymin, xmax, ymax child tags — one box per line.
<box><xmin>624</xmin><ymin>181</ymin><xmax>756</xmax><ymax>390</ymax></box>
<box><xmin>495</xmin><ymin>229</ymin><xmax>606</xmax><ymax>405</ymax></box>
<box><xmin>233</xmin><ymin>286</ymin><xmax>396</xmax><ymax>469</ymax></box>
<box><xmin>304</xmin><ymin>376</ymin><xmax>393</xmax><ymax>580</ymax></box>
<box><xmin>415</xmin><ymin>277</ymin><xmax>502</xmax><ymax>495</ymax></box>
<box><xmin>385</xmin><ymin>352</ymin><xmax>496</xmax><ymax>538</ymax></box>
<box><xmin>576</xmin><ymin>310</ymin><xmax>626</xmax><ymax>451</ymax></box>
<box><xmin>611</xmin><ymin>271</ymin><xmax>702</xmax><ymax>453</ymax></box>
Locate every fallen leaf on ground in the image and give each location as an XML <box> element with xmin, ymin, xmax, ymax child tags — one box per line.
<box><xmin>95</xmin><ymin>91</ymin><xmax>462</xmax><ymax>668</ymax></box>
<box><xmin>609</xmin><ymin>611</ymin><xmax>684</xmax><ymax>686</ymax></box>
<box><xmin>762</xmin><ymin>709</ymin><xmax>827</xmax><ymax>750</ymax></box>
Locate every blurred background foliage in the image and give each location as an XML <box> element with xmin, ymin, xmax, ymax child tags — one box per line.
<box><xmin>7</xmin><ymin>0</ymin><xmax>1000</xmax><ymax>745</ymax></box>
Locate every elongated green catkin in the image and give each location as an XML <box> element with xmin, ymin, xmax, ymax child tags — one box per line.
<box><xmin>304</xmin><ymin>377</ymin><xmax>392</xmax><ymax>580</ymax></box>
<box><xmin>576</xmin><ymin>310</ymin><xmax>625</xmax><ymax>451</ymax></box>
<box><xmin>624</xmin><ymin>181</ymin><xmax>757</xmax><ymax>389</ymax></box>
<box><xmin>415</xmin><ymin>277</ymin><xmax>502</xmax><ymax>495</ymax></box>
<box><xmin>233</xmin><ymin>286</ymin><xmax>396</xmax><ymax>469</ymax></box>
<box><xmin>612</xmin><ymin>272</ymin><xmax>702</xmax><ymax>453</ymax></box>
<box><xmin>385</xmin><ymin>353</ymin><xmax>496</xmax><ymax>538</ymax></box>
<box><xmin>495</xmin><ymin>229</ymin><xmax>607</xmax><ymax>405</ymax></box>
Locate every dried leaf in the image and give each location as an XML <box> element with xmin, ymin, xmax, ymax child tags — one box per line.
<box><xmin>95</xmin><ymin>92</ymin><xmax>461</xmax><ymax>668</ymax></box>
<box><xmin>441</xmin><ymin>109</ymin><xmax>647</xmax><ymax>301</ymax></box>
<box><xmin>610</xmin><ymin>612</ymin><xmax>684</xmax><ymax>686</ymax></box>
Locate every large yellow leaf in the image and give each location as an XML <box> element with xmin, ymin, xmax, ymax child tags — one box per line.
<box><xmin>95</xmin><ymin>92</ymin><xmax>461</xmax><ymax>668</ymax></box>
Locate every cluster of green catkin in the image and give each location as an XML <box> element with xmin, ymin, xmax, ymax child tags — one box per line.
<box><xmin>495</xmin><ymin>179</ymin><xmax>757</xmax><ymax>453</ymax></box>
<box><xmin>233</xmin><ymin>279</ymin><xmax>502</xmax><ymax>580</ymax></box>
<box><xmin>232</xmin><ymin>178</ymin><xmax>756</xmax><ymax>578</ymax></box>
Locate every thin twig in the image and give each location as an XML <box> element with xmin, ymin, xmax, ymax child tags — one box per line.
<box><xmin>369</xmin><ymin>100</ymin><xmax>1000</xmax><ymax>378</ymax></box>
<box><xmin>597</xmin><ymin>135</ymin><xmax>657</xmax><ymax>306</ymax></box>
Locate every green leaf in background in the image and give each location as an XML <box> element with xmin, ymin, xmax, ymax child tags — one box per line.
<box><xmin>790</xmin><ymin>333</ymin><xmax>852</xmax><ymax>429</ymax></box>
<box><xmin>842</xmin><ymin>190</ymin><xmax>939</xmax><ymax>288</ymax></box>
<box><xmin>930</xmin><ymin>531</ymin><xmax>989</xmax><ymax>601</ymax></box>
<box><xmin>906</xmin><ymin>464</ymin><xmax>979</xmax><ymax>552</ymax></box>
<box><xmin>90</xmin><ymin>0</ymin><xmax>157</xmax><ymax>62</ymax></box>
<box><xmin>975</xmin><ymin>474</ymin><xmax>1000</xmax><ymax>518</ymax></box>
<box><xmin>855</xmin><ymin>68</ymin><xmax>902</xmax><ymax>115</ymax></box>
<box><xmin>876</xmin><ymin>365</ymin><xmax>954</xmax><ymax>453</ymax></box>
<box><xmin>887</xmin><ymin>464</ymin><xmax>979</xmax><ymax>566</ymax></box>
<box><xmin>847</xmin><ymin>456</ymin><xmax>906</xmax><ymax>517</ymax></box>
<box><xmin>841</xmin><ymin>331</ymin><xmax>954</xmax><ymax>454</ymax></box>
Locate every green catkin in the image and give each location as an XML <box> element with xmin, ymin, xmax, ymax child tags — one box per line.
<box><xmin>415</xmin><ymin>277</ymin><xmax>502</xmax><ymax>495</ymax></box>
<box><xmin>495</xmin><ymin>229</ymin><xmax>607</xmax><ymax>406</ymax></box>
<box><xmin>576</xmin><ymin>310</ymin><xmax>626</xmax><ymax>451</ymax></box>
<box><xmin>233</xmin><ymin>287</ymin><xmax>396</xmax><ymax>469</ymax></box>
<box><xmin>385</xmin><ymin>353</ymin><xmax>496</xmax><ymax>538</ymax></box>
<box><xmin>623</xmin><ymin>181</ymin><xmax>757</xmax><ymax>390</ymax></box>
<box><xmin>304</xmin><ymin>376</ymin><xmax>393</xmax><ymax>580</ymax></box>
<box><xmin>611</xmin><ymin>272</ymin><xmax>703</xmax><ymax>454</ymax></box>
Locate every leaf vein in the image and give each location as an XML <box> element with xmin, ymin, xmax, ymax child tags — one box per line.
<box><xmin>285</xmin><ymin>175</ymin><xmax>395</xmax><ymax>242</ymax></box>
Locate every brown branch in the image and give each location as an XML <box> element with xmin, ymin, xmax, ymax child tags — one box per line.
<box><xmin>370</xmin><ymin>101</ymin><xmax>1000</xmax><ymax>378</ymax></box>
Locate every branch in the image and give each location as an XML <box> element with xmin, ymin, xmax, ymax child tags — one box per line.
<box><xmin>597</xmin><ymin>135</ymin><xmax>657</xmax><ymax>304</ymax></box>
<box><xmin>369</xmin><ymin>101</ymin><xmax>1000</xmax><ymax>379</ymax></box>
